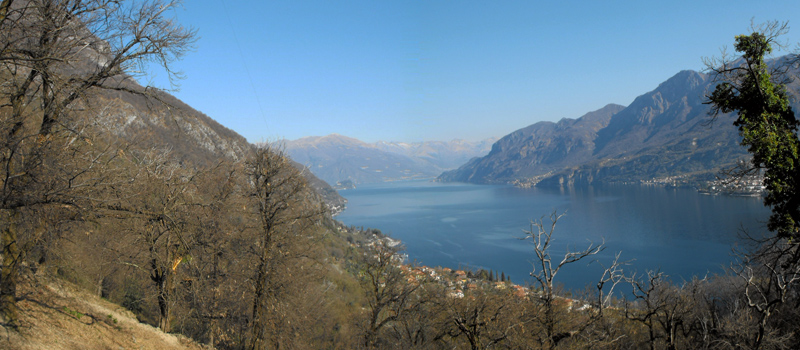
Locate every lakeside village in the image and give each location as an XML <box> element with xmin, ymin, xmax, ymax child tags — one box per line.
<box><xmin>509</xmin><ymin>171</ymin><xmax>766</xmax><ymax>196</ymax></box>
<box><xmin>508</xmin><ymin>170</ymin><xmax>766</xmax><ymax>196</ymax></box>
<box><xmin>641</xmin><ymin>173</ymin><xmax>766</xmax><ymax>196</ymax></box>
<box><xmin>334</xmin><ymin>222</ymin><xmax>592</xmax><ymax>310</ymax></box>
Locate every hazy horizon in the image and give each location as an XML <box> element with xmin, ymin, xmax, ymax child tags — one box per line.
<box><xmin>282</xmin><ymin>132</ymin><xmax>499</xmax><ymax>144</ymax></box>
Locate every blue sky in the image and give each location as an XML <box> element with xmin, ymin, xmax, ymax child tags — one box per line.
<box><xmin>154</xmin><ymin>1</ymin><xmax>799</xmax><ymax>143</ymax></box>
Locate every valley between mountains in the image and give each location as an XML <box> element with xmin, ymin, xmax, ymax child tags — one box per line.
<box><xmin>290</xmin><ymin>60</ymin><xmax>800</xmax><ymax>190</ymax></box>
<box><xmin>4</xmin><ymin>2</ymin><xmax>798</xmax><ymax>347</ymax></box>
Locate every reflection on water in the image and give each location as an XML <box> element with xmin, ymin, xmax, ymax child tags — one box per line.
<box><xmin>337</xmin><ymin>180</ymin><xmax>771</xmax><ymax>291</ymax></box>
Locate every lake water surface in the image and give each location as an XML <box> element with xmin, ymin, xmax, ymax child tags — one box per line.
<box><xmin>336</xmin><ymin>180</ymin><xmax>772</xmax><ymax>291</ymax></box>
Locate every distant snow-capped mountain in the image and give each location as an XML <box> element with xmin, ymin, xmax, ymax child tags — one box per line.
<box><xmin>283</xmin><ymin>134</ymin><xmax>496</xmax><ymax>185</ymax></box>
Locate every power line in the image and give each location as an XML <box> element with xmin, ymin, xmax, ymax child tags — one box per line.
<box><xmin>218</xmin><ymin>0</ymin><xmax>271</xmax><ymax>139</ymax></box>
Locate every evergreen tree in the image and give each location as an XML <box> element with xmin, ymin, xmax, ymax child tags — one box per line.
<box><xmin>706</xmin><ymin>23</ymin><xmax>800</xmax><ymax>239</ymax></box>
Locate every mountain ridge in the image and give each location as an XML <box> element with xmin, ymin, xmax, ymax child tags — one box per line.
<box><xmin>90</xmin><ymin>78</ymin><xmax>348</xmax><ymax>212</ymax></box>
<box><xmin>437</xmin><ymin>65</ymin><xmax>793</xmax><ymax>187</ymax></box>
<box><xmin>439</xmin><ymin>103</ymin><xmax>626</xmax><ymax>183</ymax></box>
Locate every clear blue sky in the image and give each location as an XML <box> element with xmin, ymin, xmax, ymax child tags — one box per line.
<box><xmin>154</xmin><ymin>1</ymin><xmax>799</xmax><ymax>143</ymax></box>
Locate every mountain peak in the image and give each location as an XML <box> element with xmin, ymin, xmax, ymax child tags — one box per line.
<box><xmin>656</xmin><ymin>70</ymin><xmax>707</xmax><ymax>93</ymax></box>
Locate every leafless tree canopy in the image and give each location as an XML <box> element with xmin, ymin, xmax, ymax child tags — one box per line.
<box><xmin>0</xmin><ymin>0</ymin><xmax>195</xmax><ymax>327</ymax></box>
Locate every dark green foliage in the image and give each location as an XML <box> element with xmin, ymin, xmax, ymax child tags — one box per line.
<box><xmin>704</xmin><ymin>23</ymin><xmax>800</xmax><ymax>350</ymax></box>
<box><xmin>707</xmin><ymin>28</ymin><xmax>800</xmax><ymax>239</ymax></box>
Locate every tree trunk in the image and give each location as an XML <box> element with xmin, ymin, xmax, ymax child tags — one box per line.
<box><xmin>648</xmin><ymin>324</ymin><xmax>656</xmax><ymax>350</ymax></box>
<box><xmin>96</xmin><ymin>276</ymin><xmax>104</xmax><ymax>297</ymax></box>
<box><xmin>157</xmin><ymin>286</ymin><xmax>170</xmax><ymax>333</ymax></box>
<box><xmin>154</xmin><ymin>264</ymin><xmax>174</xmax><ymax>333</ymax></box>
<box><xmin>667</xmin><ymin>321</ymin><xmax>677</xmax><ymax>350</ymax></box>
<box><xmin>249</xmin><ymin>256</ymin><xmax>268</xmax><ymax>350</ymax></box>
<box><xmin>1</xmin><ymin>209</ymin><xmax>20</xmax><ymax>327</ymax></box>
<box><xmin>150</xmin><ymin>244</ymin><xmax>171</xmax><ymax>333</ymax></box>
<box><xmin>754</xmin><ymin>312</ymin><xmax>769</xmax><ymax>350</ymax></box>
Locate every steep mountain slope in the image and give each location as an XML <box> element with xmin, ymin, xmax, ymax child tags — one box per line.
<box><xmin>438</xmin><ymin>66</ymin><xmax>798</xmax><ymax>187</ymax></box>
<box><xmin>95</xmin><ymin>88</ymin><xmax>250</xmax><ymax>165</ymax></box>
<box><xmin>284</xmin><ymin>134</ymin><xmax>494</xmax><ymax>185</ymax></box>
<box><xmin>25</xmin><ymin>22</ymin><xmax>347</xmax><ymax>209</ymax></box>
<box><xmin>92</xmin><ymin>87</ymin><xmax>347</xmax><ymax>211</ymax></box>
<box><xmin>593</xmin><ymin>71</ymin><xmax>709</xmax><ymax>157</ymax></box>
<box><xmin>546</xmin><ymin>70</ymin><xmax>746</xmax><ymax>187</ymax></box>
<box><xmin>438</xmin><ymin>104</ymin><xmax>625</xmax><ymax>183</ymax></box>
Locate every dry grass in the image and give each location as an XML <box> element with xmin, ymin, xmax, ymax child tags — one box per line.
<box><xmin>0</xmin><ymin>272</ymin><xmax>210</xmax><ymax>350</ymax></box>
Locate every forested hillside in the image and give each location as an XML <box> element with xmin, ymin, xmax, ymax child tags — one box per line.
<box><xmin>0</xmin><ymin>0</ymin><xmax>355</xmax><ymax>347</ymax></box>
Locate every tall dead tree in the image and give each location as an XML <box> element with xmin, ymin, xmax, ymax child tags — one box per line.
<box><xmin>523</xmin><ymin>211</ymin><xmax>604</xmax><ymax>349</ymax></box>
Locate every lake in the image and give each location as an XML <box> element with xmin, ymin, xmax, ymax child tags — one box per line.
<box><xmin>335</xmin><ymin>180</ymin><xmax>772</xmax><ymax>291</ymax></box>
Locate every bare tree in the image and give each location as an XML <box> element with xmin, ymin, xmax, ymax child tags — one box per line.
<box><xmin>245</xmin><ymin>145</ymin><xmax>326</xmax><ymax>350</ymax></box>
<box><xmin>523</xmin><ymin>211</ymin><xmax>604</xmax><ymax>348</ymax></box>
<box><xmin>351</xmin><ymin>239</ymin><xmax>419</xmax><ymax>349</ymax></box>
<box><xmin>386</xmin><ymin>282</ymin><xmax>443</xmax><ymax>349</ymax></box>
<box><xmin>0</xmin><ymin>0</ymin><xmax>195</xmax><ymax>326</ymax></box>
<box><xmin>624</xmin><ymin>271</ymin><xmax>705</xmax><ymax>350</ymax></box>
<box><xmin>438</xmin><ymin>289</ymin><xmax>522</xmax><ymax>350</ymax></box>
<box><xmin>594</xmin><ymin>252</ymin><xmax>628</xmax><ymax>316</ymax></box>
<box><xmin>175</xmin><ymin>160</ymin><xmax>245</xmax><ymax>346</ymax></box>
<box><xmin>114</xmin><ymin>148</ymin><xmax>199</xmax><ymax>333</ymax></box>
<box><xmin>732</xmin><ymin>237</ymin><xmax>800</xmax><ymax>349</ymax></box>
<box><xmin>576</xmin><ymin>252</ymin><xmax>631</xmax><ymax>350</ymax></box>
<box><xmin>0</xmin><ymin>0</ymin><xmax>12</xmax><ymax>26</ymax></box>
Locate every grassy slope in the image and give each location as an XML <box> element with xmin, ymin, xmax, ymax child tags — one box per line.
<box><xmin>0</xmin><ymin>272</ymin><xmax>209</xmax><ymax>350</ymax></box>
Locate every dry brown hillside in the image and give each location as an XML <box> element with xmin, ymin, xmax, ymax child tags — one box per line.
<box><xmin>0</xmin><ymin>272</ymin><xmax>210</xmax><ymax>350</ymax></box>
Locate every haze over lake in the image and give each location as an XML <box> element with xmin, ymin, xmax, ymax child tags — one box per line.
<box><xmin>336</xmin><ymin>180</ymin><xmax>772</xmax><ymax>291</ymax></box>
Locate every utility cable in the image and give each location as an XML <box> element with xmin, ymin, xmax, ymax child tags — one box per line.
<box><xmin>218</xmin><ymin>0</ymin><xmax>271</xmax><ymax>139</ymax></box>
